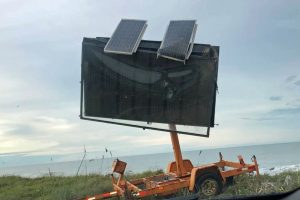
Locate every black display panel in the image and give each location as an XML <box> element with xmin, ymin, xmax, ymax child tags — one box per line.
<box><xmin>81</xmin><ymin>37</ymin><xmax>219</xmax><ymax>136</ymax></box>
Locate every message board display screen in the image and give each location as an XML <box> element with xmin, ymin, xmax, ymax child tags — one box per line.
<box><xmin>81</xmin><ymin>37</ymin><xmax>219</xmax><ymax>135</ymax></box>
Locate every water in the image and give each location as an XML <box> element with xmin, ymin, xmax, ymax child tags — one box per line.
<box><xmin>1</xmin><ymin>142</ymin><xmax>300</xmax><ymax>177</ymax></box>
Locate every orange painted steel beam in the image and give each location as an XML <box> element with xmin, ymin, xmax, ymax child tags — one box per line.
<box><xmin>84</xmin><ymin>191</ymin><xmax>118</xmax><ymax>200</ymax></box>
<box><xmin>135</xmin><ymin>177</ymin><xmax>190</xmax><ymax>198</ymax></box>
<box><xmin>169</xmin><ymin>124</ymin><xmax>187</xmax><ymax>177</ymax></box>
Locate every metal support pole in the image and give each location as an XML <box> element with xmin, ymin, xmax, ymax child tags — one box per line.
<box><xmin>169</xmin><ymin>124</ymin><xmax>186</xmax><ymax>177</ymax></box>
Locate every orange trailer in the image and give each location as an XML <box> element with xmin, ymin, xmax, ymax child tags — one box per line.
<box><xmin>82</xmin><ymin>124</ymin><xmax>259</xmax><ymax>200</ymax></box>
<box><xmin>80</xmin><ymin>21</ymin><xmax>259</xmax><ymax>200</ymax></box>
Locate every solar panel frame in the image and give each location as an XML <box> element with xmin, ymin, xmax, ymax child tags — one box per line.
<box><xmin>157</xmin><ymin>20</ymin><xmax>197</xmax><ymax>63</ymax></box>
<box><xmin>104</xmin><ymin>19</ymin><xmax>147</xmax><ymax>55</ymax></box>
<box><xmin>186</xmin><ymin>23</ymin><xmax>197</xmax><ymax>60</ymax></box>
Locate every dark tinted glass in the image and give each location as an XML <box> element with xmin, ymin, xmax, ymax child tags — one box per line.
<box><xmin>81</xmin><ymin>37</ymin><xmax>219</xmax><ymax>128</ymax></box>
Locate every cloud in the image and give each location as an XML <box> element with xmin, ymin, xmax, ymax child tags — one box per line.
<box><xmin>2</xmin><ymin>124</ymin><xmax>34</xmax><ymax>136</ymax></box>
<box><xmin>285</xmin><ymin>75</ymin><xmax>297</xmax><ymax>82</ymax></box>
<box><xmin>240</xmin><ymin>117</ymin><xmax>281</xmax><ymax>121</ymax></box>
<box><xmin>240</xmin><ymin>105</ymin><xmax>300</xmax><ymax>121</ymax></box>
<box><xmin>269</xmin><ymin>106</ymin><xmax>300</xmax><ymax>116</ymax></box>
<box><xmin>0</xmin><ymin>150</ymin><xmax>42</xmax><ymax>157</ymax></box>
<box><xmin>269</xmin><ymin>96</ymin><xmax>282</xmax><ymax>101</ymax></box>
<box><xmin>294</xmin><ymin>80</ymin><xmax>300</xmax><ymax>86</ymax></box>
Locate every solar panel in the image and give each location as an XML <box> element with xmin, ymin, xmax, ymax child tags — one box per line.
<box><xmin>157</xmin><ymin>20</ymin><xmax>197</xmax><ymax>63</ymax></box>
<box><xmin>104</xmin><ymin>19</ymin><xmax>147</xmax><ymax>55</ymax></box>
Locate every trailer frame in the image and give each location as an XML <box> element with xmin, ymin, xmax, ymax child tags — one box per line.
<box><xmin>83</xmin><ymin>124</ymin><xmax>259</xmax><ymax>200</ymax></box>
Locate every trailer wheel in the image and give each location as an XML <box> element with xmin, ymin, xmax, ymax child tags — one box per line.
<box><xmin>194</xmin><ymin>173</ymin><xmax>222</xmax><ymax>198</ymax></box>
<box><xmin>225</xmin><ymin>176</ymin><xmax>234</xmax><ymax>186</ymax></box>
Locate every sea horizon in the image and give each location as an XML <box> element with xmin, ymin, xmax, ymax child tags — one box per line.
<box><xmin>1</xmin><ymin>141</ymin><xmax>300</xmax><ymax>178</ymax></box>
<box><xmin>1</xmin><ymin>140</ymin><xmax>299</xmax><ymax>169</ymax></box>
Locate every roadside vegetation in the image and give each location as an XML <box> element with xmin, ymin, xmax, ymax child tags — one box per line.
<box><xmin>0</xmin><ymin>170</ymin><xmax>299</xmax><ymax>200</ymax></box>
<box><xmin>222</xmin><ymin>171</ymin><xmax>300</xmax><ymax>197</ymax></box>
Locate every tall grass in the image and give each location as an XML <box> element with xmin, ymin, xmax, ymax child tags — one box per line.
<box><xmin>0</xmin><ymin>174</ymin><xmax>107</xmax><ymax>200</ymax></box>
<box><xmin>0</xmin><ymin>170</ymin><xmax>299</xmax><ymax>200</ymax></box>
<box><xmin>222</xmin><ymin>171</ymin><xmax>300</xmax><ymax>196</ymax></box>
<box><xmin>0</xmin><ymin>170</ymin><xmax>163</xmax><ymax>200</ymax></box>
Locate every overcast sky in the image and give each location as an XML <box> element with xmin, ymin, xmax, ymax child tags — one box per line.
<box><xmin>0</xmin><ymin>0</ymin><xmax>300</xmax><ymax>166</ymax></box>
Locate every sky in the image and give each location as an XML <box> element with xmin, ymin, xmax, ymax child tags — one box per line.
<box><xmin>0</xmin><ymin>0</ymin><xmax>300</xmax><ymax>167</ymax></box>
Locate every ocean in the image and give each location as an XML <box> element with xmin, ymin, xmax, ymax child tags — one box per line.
<box><xmin>1</xmin><ymin>142</ymin><xmax>300</xmax><ymax>177</ymax></box>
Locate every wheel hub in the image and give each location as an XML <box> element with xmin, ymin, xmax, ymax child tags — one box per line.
<box><xmin>201</xmin><ymin>178</ymin><xmax>218</xmax><ymax>196</ymax></box>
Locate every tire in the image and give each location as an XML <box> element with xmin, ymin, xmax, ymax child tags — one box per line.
<box><xmin>225</xmin><ymin>176</ymin><xmax>234</xmax><ymax>186</ymax></box>
<box><xmin>194</xmin><ymin>173</ymin><xmax>223</xmax><ymax>198</ymax></box>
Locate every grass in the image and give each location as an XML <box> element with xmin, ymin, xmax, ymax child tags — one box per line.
<box><xmin>222</xmin><ymin>171</ymin><xmax>300</xmax><ymax>196</ymax></box>
<box><xmin>0</xmin><ymin>170</ymin><xmax>299</xmax><ymax>200</ymax></box>
<box><xmin>0</xmin><ymin>170</ymin><xmax>163</xmax><ymax>200</ymax></box>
